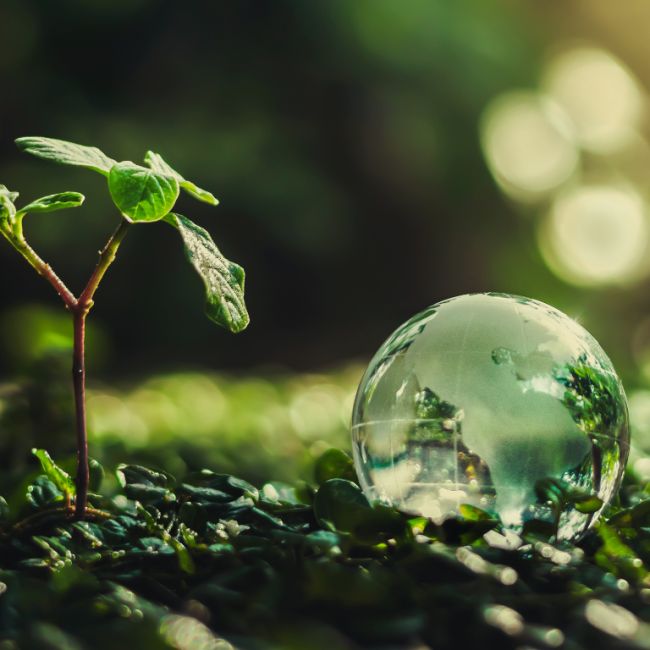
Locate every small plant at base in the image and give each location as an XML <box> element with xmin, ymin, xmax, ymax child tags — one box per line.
<box><xmin>0</xmin><ymin>137</ymin><xmax>249</xmax><ymax>521</ymax></box>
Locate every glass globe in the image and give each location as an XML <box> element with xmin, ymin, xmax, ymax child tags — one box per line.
<box><xmin>351</xmin><ymin>294</ymin><xmax>629</xmax><ymax>540</ymax></box>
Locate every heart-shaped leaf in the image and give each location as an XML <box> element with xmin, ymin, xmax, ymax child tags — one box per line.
<box><xmin>109</xmin><ymin>162</ymin><xmax>179</xmax><ymax>222</ymax></box>
<box><xmin>145</xmin><ymin>151</ymin><xmax>218</xmax><ymax>205</ymax></box>
<box><xmin>17</xmin><ymin>192</ymin><xmax>85</xmax><ymax>216</ymax></box>
<box><xmin>164</xmin><ymin>213</ymin><xmax>249</xmax><ymax>332</ymax></box>
<box><xmin>16</xmin><ymin>137</ymin><xmax>117</xmax><ymax>176</ymax></box>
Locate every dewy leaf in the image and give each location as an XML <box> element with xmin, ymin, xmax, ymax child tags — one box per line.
<box><xmin>32</xmin><ymin>448</ymin><xmax>76</xmax><ymax>496</ymax></box>
<box><xmin>144</xmin><ymin>151</ymin><xmax>218</xmax><ymax>205</ymax></box>
<box><xmin>15</xmin><ymin>137</ymin><xmax>117</xmax><ymax>176</ymax></box>
<box><xmin>17</xmin><ymin>192</ymin><xmax>85</xmax><ymax>216</ymax></box>
<box><xmin>163</xmin><ymin>213</ymin><xmax>249</xmax><ymax>332</ymax></box>
<box><xmin>109</xmin><ymin>162</ymin><xmax>179</xmax><ymax>222</ymax></box>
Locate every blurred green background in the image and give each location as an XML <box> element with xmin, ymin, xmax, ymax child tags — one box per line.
<box><xmin>3</xmin><ymin>0</ymin><xmax>650</xmax><ymax>486</ymax></box>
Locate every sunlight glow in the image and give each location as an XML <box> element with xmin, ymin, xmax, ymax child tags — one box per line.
<box><xmin>480</xmin><ymin>91</ymin><xmax>578</xmax><ymax>199</ymax></box>
<box><xmin>544</xmin><ymin>47</ymin><xmax>644</xmax><ymax>154</ymax></box>
<box><xmin>539</xmin><ymin>185</ymin><xmax>650</xmax><ymax>286</ymax></box>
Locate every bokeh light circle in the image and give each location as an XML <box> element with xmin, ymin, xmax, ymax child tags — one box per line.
<box><xmin>480</xmin><ymin>91</ymin><xmax>578</xmax><ymax>199</ymax></box>
<box><xmin>543</xmin><ymin>47</ymin><xmax>644</xmax><ymax>154</ymax></box>
<box><xmin>539</xmin><ymin>185</ymin><xmax>650</xmax><ymax>287</ymax></box>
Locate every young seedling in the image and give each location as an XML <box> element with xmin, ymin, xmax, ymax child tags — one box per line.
<box><xmin>0</xmin><ymin>137</ymin><xmax>249</xmax><ymax>521</ymax></box>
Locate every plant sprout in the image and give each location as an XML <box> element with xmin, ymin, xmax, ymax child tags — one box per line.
<box><xmin>0</xmin><ymin>137</ymin><xmax>249</xmax><ymax>521</ymax></box>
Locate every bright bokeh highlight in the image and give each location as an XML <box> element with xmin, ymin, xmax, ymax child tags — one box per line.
<box><xmin>539</xmin><ymin>185</ymin><xmax>650</xmax><ymax>286</ymax></box>
<box><xmin>544</xmin><ymin>47</ymin><xmax>644</xmax><ymax>154</ymax></box>
<box><xmin>480</xmin><ymin>91</ymin><xmax>578</xmax><ymax>199</ymax></box>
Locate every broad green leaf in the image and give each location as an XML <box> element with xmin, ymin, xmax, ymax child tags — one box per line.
<box><xmin>109</xmin><ymin>162</ymin><xmax>179</xmax><ymax>222</ymax></box>
<box><xmin>17</xmin><ymin>192</ymin><xmax>84</xmax><ymax>216</ymax></box>
<box><xmin>314</xmin><ymin>448</ymin><xmax>358</xmax><ymax>486</ymax></box>
<box><xmin>125</xmin><ymin>484</ymin><xmax>170</xmax><ymax>502</ymax></box>
<box><xmin>16</xmin><ymin>137</ymin><xmax>117</xmax><ymax>176</ymax></box>
<box><xmin>27</xmin><ymin>476</ymin><xmax>64</xmax><ymax>509</ymax></box>
<box><xmin>117</xmin><ymin>464</ymin><xmax>173</xmax><ymax>488</ymax></box>
<box><xmin>164</xmin><ymin>213</ymin><xmax>249</xmax><ymax>332</ymax></box>
<box><xmin>32</xmin><ymin>448</ymin><xmax>76</xmax><ymax>496</ymax></box>
<box><xmin>313</xmin><ymin>478</ymin><xmax>371</xmax><ymax>533</ymax></box>
<box><xmin>145</xmin><ymin>151</ymin><xmax>218</xmax><ymax>205</ymax></box>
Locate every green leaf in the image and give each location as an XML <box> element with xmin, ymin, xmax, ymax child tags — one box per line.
<box><xmin>168</xmin><ymin>537</ymin><xmax>196</xmax><ymax>574</ymax></box>
<box><xmin>458</xmin><ymin>504</ymin><xmax>496</xmax><ymax>522</ymax></box>
<box><xmin>32</xmin><ymin>449</ymin><xmax>76</xmax><ymax>496</ymax></box>
<box><xmin>144</xmin><ymin>151</ymin><xmax>218</xmax><ymax>205</ymax></box>
<box><xmin>124</xmin><ymin>484</ymin><xmax>170</xmax><ymax>502</ymax></box>
<box><xmin>164</xmin><ymin>213</ymin><xmax>249</xmax><ymax>332</ymax></box>
<box><xmin>17</xmin><ymin>192</ymin><xmax>84</xmax><ymax>216</ymax></box>
<box><xmin>534</xmin><ymin>478</ymin><xmax>566</xmax><ymax>511</ymax></box>
<box><xmin>116</xmin><ymin>464</ymin><xmax>174</xmax><ymax>488</ymax></box>
<box><xmin>574</xmin><ymin>496</ymin><xmax>603</xmax><ymax>514</ymax></box>
<box><xmin>109</xmin><ymin>162</ymin><xmax>179</xmax><ymax>222</ymax></box>
<box><xmin>314</xmin><ymin>449</ymin><xmax>358</xmax><ymax>486</ymax></box>
<box><xmin>0</xmin><ymin>186</ymin><xmax>18</xmax><ymax>234</ymax></box>
<box><xmin>313</xmin><ymin>479</ymin><xmax>371</xmax><ymax>533</ymax></box>
<box><xmin>16</xmin><ymin>137</ymin><xmax>117</xmax><ymax>176</ymax></box>
<box><xmin>88</xmin><ymin>459</ymin><xmax>104</xmax><ymax>494</ymax></box>
<box><xmin>521</xmin><ymin>519</ymin><xmax>555</xmax><ymax>543</ymax></box>
<box><xmin>178</xmin><ymin>502</ymin><xmax>208</xmax><ymax>535</ymax></box>
<box><xmin>0</xmin><ymin>185</ymin><xmax>19</xmax><ymax>204</ymax></box>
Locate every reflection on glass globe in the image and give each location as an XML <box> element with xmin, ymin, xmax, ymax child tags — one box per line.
<box><xmin>351</xmin><ymin>294</ymin><xmax>629</xmax><ymax>541</ymax></box>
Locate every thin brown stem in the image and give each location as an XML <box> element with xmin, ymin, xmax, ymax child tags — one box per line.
<box><xmin>7</xmin><ymin>235</ymin><xmax>77</xmax><ymax>307</ymax></box>
<box><xmin>6</xmin><ymin>213</ymin><xmax>132</xmax><ymax>522</ymax></box>
<box><xmin>72</xmin><ymin>311</ymin><xmax>88</xmax><ymax>521</ymax></box>
<box><xmin>72</xmin><ymin>217</ymin><xmax>132</xmax><ymax>520</ymax></box>
<box><xmin>78</xmin><ymin>217</ymin><xmax>132</xmax><ymax>310</ymax></box>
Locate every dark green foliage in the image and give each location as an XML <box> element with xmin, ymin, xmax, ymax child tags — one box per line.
<box><xmin>0</xmin><ymin>449</ymin><xmax>648</xmax><ymax>649</ymax></box>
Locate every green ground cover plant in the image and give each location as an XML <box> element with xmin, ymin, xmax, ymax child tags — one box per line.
<box><xmin>0</xmin><ymin>137</ymin><xmax>249</xmax><ymax>520</ymax></box>
<box><xmin>0</xmin><ymin>448</ymin><xmax>649</xmax><ymax>649</ymax></box>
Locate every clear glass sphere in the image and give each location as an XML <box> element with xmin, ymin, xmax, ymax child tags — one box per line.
<box><xmin>351</xmin><ymin>294</ymin><xmax>629</xmax><ymax>540</ymax></box>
